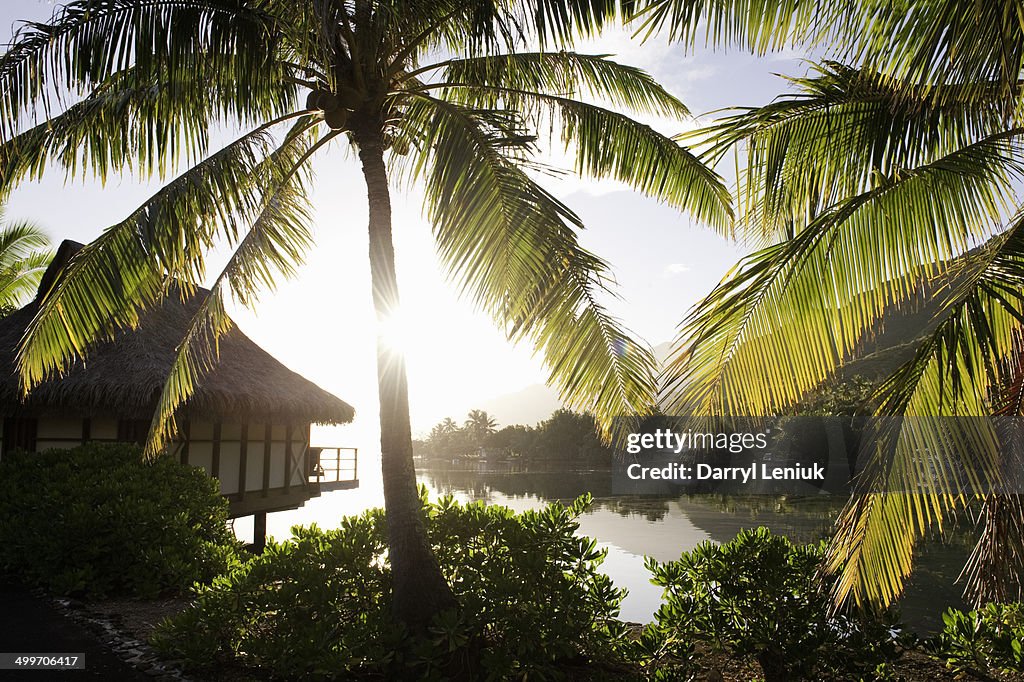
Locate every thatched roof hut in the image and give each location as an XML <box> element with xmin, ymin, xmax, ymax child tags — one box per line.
<box><xmin>0</xmin><ymin>240</ymin><xmax>355</xmax><ymax>426</ymax></box>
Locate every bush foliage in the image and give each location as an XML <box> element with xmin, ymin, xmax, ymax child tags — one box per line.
<box><xmin>0</xmin><ymin>443</ymin><xmax>239</xmax><ymax>598</ymax></box>
<box><xmin>153</xmin><ymin>494</ymin><xmax>628</xmax><ymax>680</ymax></box>
<box><xmin>929</xmin><ymin>602</ymin><xmax>1024</xmax><ymax>675</ymax></box>
<box><xmin>636</xmin><ymin>527</ymin><xmax>902</xmax><ymax>681</ymax></box>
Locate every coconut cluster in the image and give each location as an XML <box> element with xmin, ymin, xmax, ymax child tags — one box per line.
<box><xmin>305</xmin><ymin>87</ymin><xmax>359</xmax><ymax>130</ymax></box>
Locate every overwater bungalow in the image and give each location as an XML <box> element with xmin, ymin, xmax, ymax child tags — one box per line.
<box><xmin>0</xmin><ymin>241</ymin><xmax>358</xmax><ymax>547</ymax></box>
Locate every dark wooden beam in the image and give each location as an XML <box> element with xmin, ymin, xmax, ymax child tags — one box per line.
<box><xmin>284</xmin><ymin>425</ymin><xmax>293</xmax><ymax>494</ymax></box>
<box><xmin>238</xmin><ymin>422</ymin><xmax>249</xmax><ymax>501</ymax></box>
<box><xmin>227</xmin><ymin>485</ymin><xmax>321</xmax><ymax>517</ymax></box>
<box><xmin>211</xmin><ymin>422</ymin><xmax>222</xmax><ymax>479</ymax></box>
<box><xmin>262</xmin><ymin>423</ymin><xmax>272</xmax><ymax>496</ymax></box>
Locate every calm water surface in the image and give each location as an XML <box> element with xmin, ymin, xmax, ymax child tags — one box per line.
<box><xmin>235</xmin><ymin>460</ymin><xmax>969</xmax><ymax>631</ymax></box>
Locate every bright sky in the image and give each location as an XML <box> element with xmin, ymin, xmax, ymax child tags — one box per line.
<box><xmin>0</xmin><ymin>1</ymin><xmax>811</xmax><ymax>447</ymax></box>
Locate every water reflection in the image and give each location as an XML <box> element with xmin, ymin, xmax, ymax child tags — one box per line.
<box><xmin>241</xmin><ymin>460</ymin><xmax>970</xmax><ymax>630</ymax></box>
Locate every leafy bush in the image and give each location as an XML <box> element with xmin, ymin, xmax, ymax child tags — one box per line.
<box><xmin>929</xmin><ymin>602</ymin><xmax>1024</xmax><ymax>675</ymax></box>
<box><xmin>638</xmin><ymin>527</ymin><xmax>902</xmax><ymax>681</ymax></box>
<box><xmin>428</xmin><ymin>494</ymin><xmax>628</xmax><ymax>677</ymax></box>
<box><xmin>0</xmin><ymin>443</ymin><xmax>239</xmax><ymax>598</ymax></box>
<box><xmin>151</xmin><ymin>511</ymin><xmax>397</xmax><ymax>675</ymax></box>
<box><xmin>152</xmin><ymin>494</ymin><xmax>629</xmax><ymax>680</ymax></box>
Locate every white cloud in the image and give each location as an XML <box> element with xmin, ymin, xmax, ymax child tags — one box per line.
<box><xmin>663</xmin><ymin>263</ymin><xmax>691</xmax><ymax>276</ymax></box>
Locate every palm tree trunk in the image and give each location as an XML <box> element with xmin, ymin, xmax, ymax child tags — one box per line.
<box><xmin>356</xmin><ymin>127</ymin><xmax>458</xmax><ymax>630</ymax></box>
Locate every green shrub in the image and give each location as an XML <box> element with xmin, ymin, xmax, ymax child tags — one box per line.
<box><xmin>428</xmin><ymin>494</ymin><xmax>628</xmax><ymax>677</ymax></box>
<box><xmin>928</xmin><ymin>602</ymin><xmax>1024</xmax><ymax>675</ymax></box>
<box><xmin>151</xmin><ymin>511</ymin><xmax>397</xmax><ymax>675</ymax></box>
<box><xmin>152</xmin><ymin>494</ymin><xmax>629</xmax><ymax>680</ymax></box>
<box><xmin>0</xmin><ymin>443</ymin><xmax>240</xmax><ymax>598</ymax></box>
<box><xmin>639</xmin><ymin>527</ymin><xmax>902</xmax><ymax>681</ymax></box>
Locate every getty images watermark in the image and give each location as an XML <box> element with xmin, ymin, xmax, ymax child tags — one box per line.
<box><xmin>611</xmin><ymin>416</ymin><xmax>1024</xmax><ymax>495</ymax></box>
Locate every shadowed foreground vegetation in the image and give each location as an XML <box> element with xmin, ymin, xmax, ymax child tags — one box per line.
<box><xmin>2</xmin><ymin>444</ymin><xmax>1022</xmax><ymax>680</ymax></box>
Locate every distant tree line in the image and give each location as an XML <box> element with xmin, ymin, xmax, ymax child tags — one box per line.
<box><xmin>415</xmin><ymin>409</ymin><xmax>612</xmax><ymax>464</ymax></box>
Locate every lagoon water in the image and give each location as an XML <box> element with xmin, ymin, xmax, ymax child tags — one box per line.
<box><xmin>234</xmin><ymin>458</ymin><xmax>969</xmax><ymax>631</ymax></box>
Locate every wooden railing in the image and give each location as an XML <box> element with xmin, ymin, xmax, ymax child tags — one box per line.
<box><xmin>308</xmin><ymin>446</ymin><xmax>359</xmax><ymax>491</ymax></box>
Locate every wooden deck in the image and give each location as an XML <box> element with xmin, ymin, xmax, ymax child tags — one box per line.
<box><xmin>227</xmin><ymin>445</ymin><xmax>358</xmax><ymax>517</ymax></box>
<box><xmin>309</xmin><ymin>446</ymin><xmax>359</xmax><ymax>491</ymax></box>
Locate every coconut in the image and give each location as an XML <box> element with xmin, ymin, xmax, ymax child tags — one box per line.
<box><xmin>324</xmin><ymin>108</ymin><xmax>349</xmax><ymax>130</ymax></box>
<box><xmin>305</xmin><ymin>90</ymin><xmax>321</xmax><ymax>111</ymax></box>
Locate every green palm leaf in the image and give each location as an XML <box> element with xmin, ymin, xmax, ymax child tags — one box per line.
<box><xmin>402</xmin><ymin>93</ymin><xmax>657</xmax><ymax>433</ymax></box>
<box><xmin>663</xmin><ymin>129</ymin><xmax>1024</xmax><ymax>417</ymax></box>
<box><xmin>828</xmin><ymin>221</ymin><xmax>1024</xmax><ymax>606</ymax></box>
<box><xmin>0</xmin><ymin>0</ymin><xmax>278</xmax><ymax>139</ymax></box>
<box><xmin>684</xmin><ymin>63</ymin><xmax>1016</xmax><ymax>243</ymax></box>
<box><xmin>17</xmin><ymin>116</ymin><xmax>319</xmax><ymax>392</ymax></box>
<box><xmin>422</xmin><ymin>53</ymin><xmax>732</xmax><ymax>230</ymax></box>
<box><xmin>626</xmin><ymin>0</ymin><xmax>831</xmax><ymax>53</ymax></box>
<box><xmin>0</xmin><ymin>211</ymin><xmax>52</xmax><ymax>308</ymax></box>
<box><xmin>145</xmin><ymin>123</ymin><xmax>321</xmax><ymax>455</ymax></box>
<box><xmin>0</xmin><ymin>61</ymin><xmax>297</xmax><ymax>198</ymax></box>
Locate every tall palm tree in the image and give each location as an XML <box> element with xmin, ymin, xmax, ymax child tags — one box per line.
<box><xmin>0</xmin><ymin>0</ymin><xmax>730</xmax><ymax>626</ymax></box>
<box><xmin>634</xmin><ymin>0</ymin><xmax>1024</xmax><ymax>607</ymax></box>
<box><xmin>464</xmin><ymin>409</ymin><xmax>497</xmax><ymax>445</ymax></box>
<box><xmin>0</xmin><ymin>208</ymin><xmax>51</xmax><ymax>313</ymax></box>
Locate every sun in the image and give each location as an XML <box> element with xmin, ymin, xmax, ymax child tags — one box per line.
<box><xmin>377</xmin><ymin>310</ymin><xmax>412</xmax><ymax>354</ymax></box>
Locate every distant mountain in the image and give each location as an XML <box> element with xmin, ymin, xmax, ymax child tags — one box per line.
<box><xmin>476</xmin><ymin>342</ymin><xmax>676</xmax><ymax>427</ymax></box>
<box><xmin>653</xmin><ymin>341</ymin><xmax>673</xmax><ymax>366</ymax></box>
<box><xmin>475</xmin><ymin>273</ymin><xmax>955</xmax><ymax>430</ymax></box>
<box><xmin>479</xmin><ymin>383</ymin><xmax>563</xmax><ymax>428</ymax></box>
<box><xmin>649</xmin><ymin>280</ymin><xmax>949</xmax><ymax>405</ymax></box>
<box><xmin>837</xmin><ymin>276</ymin><xmax>950</xmax><ymax>381</ymax></box>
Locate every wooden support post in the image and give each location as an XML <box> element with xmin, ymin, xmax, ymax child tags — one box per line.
<box><xmin>238</xmin><ymin>422</ymin><xmax>249</xmax><ymax>501</ymax></box>
<box><xmin>253</xmin><ymin>512</ymin><xmax>267</xmax><ymax>554</ymax></box>
<box><xmin>211</xmin><ymin>422</ymin><xmax>222</xmax><ymax>479</ymax></box>
<box><xmin>262</xmin><ymin>423</ymin><xmax>272</xmax><ymax>496</ymax></box>
<box><xmin>284</xmin><ymin>425</ymin><xmax>293</xmax><ymax>493</ymax></box>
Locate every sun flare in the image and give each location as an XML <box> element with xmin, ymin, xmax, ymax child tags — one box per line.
<box><xmin>377</xmin><ymin>310</ymin><xmax>412</xmax><ymax>354</ymax></box>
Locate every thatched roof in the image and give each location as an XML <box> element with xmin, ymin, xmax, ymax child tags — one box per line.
<box><xmin>0</xmin><ymin>241</ymin><xmax>355</xmax><ymax>425</ymax></box>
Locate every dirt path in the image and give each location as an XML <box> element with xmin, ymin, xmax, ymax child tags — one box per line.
<box><xmin>0</xmin><ymin>582</ymin><xmax>150</xmax><ymax>681</ymax></box>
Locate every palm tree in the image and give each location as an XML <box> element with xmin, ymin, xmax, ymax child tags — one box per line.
<box><xmin>0</xmin><ymin>208</ymin><xmax>50</xmax><ymax>314</ymax></box>
<box><xmin>464</xmin><ymin>409</ymin><xmax>497</xmax><ymax>446</ymax></box>
<box><xmin>0</xmin><ymin>0</ymin><xmax>730</xmax><ymax>627</ymax></box>
<box><xmin>636</xmin><ymin>0</ymin><xmax>1024</xmax><ymax>607</ymax></box>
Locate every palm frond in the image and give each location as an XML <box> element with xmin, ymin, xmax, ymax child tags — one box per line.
<box><xmin>0</xmin><ymin>250</ymin><xmax>52</xmax><ymax>306</ymax></box>
<box><xmin>434</xmin><ymin>51</ymin><xmax>690</xmax><ymax>117</ymax></box>
<box><xmin>0</xmin><ymin>217</ymin><xmax>51</xmax><ymax>308</ymax></box>
<box><xmin>0</xmin><ymin>0</ymin><xmax>277</xmax><ymax>138</ymax></box>
<box><xmin>685</xmin><ymin>62</ymin><xmax>1015</xmax><ymax>242</ymax></box>
<box><xmin>630</xmin><ymin>0</ymin><xmax>1024</xmax><ymax>103</ymax></box>
<box><xmin>145</xmin><ymin>123</ymin><xmax>321</xmax><ymax>456</ymax></box>
<box><xmin>962</xmin><ymin>493</ymin><xmax>1024</xmax><ymax>606</ymax></box>
<box><xmin>403</xmin><ymin>93</ymin><xmax>657</xmax><ymax>434</ymax></box>
<box><xmin>828</xmin><ymin>221</ymin><xmax>1024</xmax><ymax>607</ymax></box>
<box><xmin>662</xmin><ymin>130</ymin><xmax>1024</xmax><ymax>418</ymax></box>
<box><xmin>839</xmin><ymin>0</ymin><xmax>1024</xmax><ymax>99</ymax></box>
<box><xmin>0</xmin><ymin>219</ymin><xmax>50</xmax><ymax>267</ymax></box>
<box><xmin>0</xmin><ymin>62</ymin><xmax>299</xmax><ymax>198</ymax></box>
<box><xmin>17</xmin><ymin>116</ymin><xmax>320</xmax><ymax>394</ymax></box>
<box><xmin>625</xmin><ymin>0</ymin><xmax>832</xmax><ymax>53</ymax></box>
<box><xmin>425</xmin><ymin>80</ymin><xmax>731</xmax><ymax>230</ymax></box>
